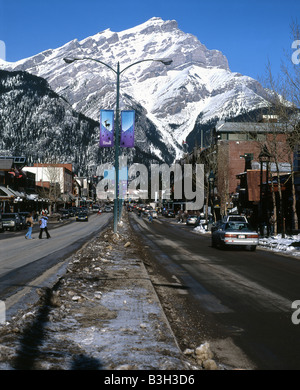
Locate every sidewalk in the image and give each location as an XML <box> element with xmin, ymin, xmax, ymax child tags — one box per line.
<box><xmin>0</xmin><ymin>213</ymin><xmax>203</xmax><ymax>370</ymax></box>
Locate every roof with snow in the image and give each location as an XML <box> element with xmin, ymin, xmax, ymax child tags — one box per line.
<box><xmin>215</xmin><ymin>121</ymin><xmax>294</xmax><ymax>133</ymax></box>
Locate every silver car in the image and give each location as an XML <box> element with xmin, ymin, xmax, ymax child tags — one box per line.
<box><xmin>2</xmin><ymin>213</ymin><xmax>22</xmax><ymax>231</ymax></box>
<box><xmin>186</xmin><ymin>215</ymin><xmax>198</xmax><ymax>226</ymax></box>
<box><xmin>211</xmin><ymin>221</ymin><xmax>258</xmax><ymax>251</ymax></box>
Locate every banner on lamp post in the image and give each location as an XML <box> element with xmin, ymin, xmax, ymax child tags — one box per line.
<box><xmin>99</xmin><ymin>110</ymin><xmax>114</xmax><ymax>147</ymax></box>
<box><xmin>121</xmin><ymin>110</ymin><xmax>135</xmax><ymax>148</ymax></box>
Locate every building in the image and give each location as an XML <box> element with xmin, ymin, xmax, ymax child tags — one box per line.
<box><xmin>0</xmin><ymin>156</ymin><xmax>43</xmax><ymax>212</ymax></box>
<box><xmin>23</xmin><ymin>163</ymin><xmax>73</xmax><ymax>193</ymax></box>
<box><xmin>179</xmin><ymin>116</ymin><xmax>296</xmax><ymax>221</ymax></box>
<box><xmin>213</xmin><ymin>119</ymin><xmax>292</xmax><ymax>196</ymax></box>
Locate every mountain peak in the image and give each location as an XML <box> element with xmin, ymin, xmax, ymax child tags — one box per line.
<box><xmin>118</xmin><ymin>17</ymin><xmax>178</xmax><ymax>37</ymax></box>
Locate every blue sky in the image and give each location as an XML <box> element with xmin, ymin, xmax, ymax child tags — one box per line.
<box><xmin>0</xmin><ymin>0</ymin><xmax>299</xmax><ymax>82</ymax></box>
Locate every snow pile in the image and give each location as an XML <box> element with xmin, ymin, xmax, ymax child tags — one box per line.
<box><xmin>193</xmin><ymin>225</ymin><xmax>210</xmax><ymax>234</ymax></box>
<box><xmin>259</xmin><ymin>234</ymin><xmax>300</xmax><ymax>256</ymax></box>
<box><xmin>184</xmin><ymin>342</ymin><xmax>218</xmax><ymax>370</ymax></box>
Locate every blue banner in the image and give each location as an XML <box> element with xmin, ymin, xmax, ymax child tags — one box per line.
<box><xmin>121</xmin><ymin>110</ymin><xmax>135</xmax><ymax>148</ymax></box>
<box><xmin>99</xmin><ymin>110</ymin><xmax>114</xmax><ymax>147</ymax></box>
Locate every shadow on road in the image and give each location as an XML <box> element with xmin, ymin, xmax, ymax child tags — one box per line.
<box><xmin>12</xmin><ymin>286</ymin><xmax>104</xmax><ymax>370</ymax></box>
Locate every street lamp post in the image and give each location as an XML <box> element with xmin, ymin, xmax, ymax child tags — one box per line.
<box><xmin>208</xmin><ymin>170</ymin><xmax>215</xmax><ymax>222</ymax></box>
<box><xmin>63</xmin><ymin>56</ymin><xmax>172</xmax><ymax>232</ymax></box>
<box><xmin>259</xmin><ymin>146</ymin><xmax>272</xmax><ymax>236</ymax></box>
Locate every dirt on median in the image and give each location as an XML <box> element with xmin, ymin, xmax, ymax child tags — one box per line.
<box><xmin>0</xmin><ymin>212</ymin><xmax>206</xmax><ymax>370</ymax></box>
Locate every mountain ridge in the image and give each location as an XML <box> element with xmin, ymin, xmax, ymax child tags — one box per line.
<box><xmin>1</xmin><ymin>17</ymin><xmax>274</xmax><ymax>161</ymax></box>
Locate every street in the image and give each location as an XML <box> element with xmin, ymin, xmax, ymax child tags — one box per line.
<box><xmin>129</xmin><ymin>212</ymin><xmax>300</xmax><ymax>370</ymax></box>
<box><xmin>2</xmin><ymin>209</ymin><xmax>300</xmax><ymax>369</ymax></box>
<box><xmin>0</xmin><ymin>213</ymin><xmax>112</xmax><ymax>319</ymax></box>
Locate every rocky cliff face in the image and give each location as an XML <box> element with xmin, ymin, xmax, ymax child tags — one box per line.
<box><xmin>1</xmin><ymin>17</ymin><xmax>273</xmax><ymax>161</ymax></box>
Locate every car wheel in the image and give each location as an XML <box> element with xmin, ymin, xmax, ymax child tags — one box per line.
<box><xmin>249</xmin><ymin>245</ymin><xmax>256</xmax><ymax>251</ymax></box>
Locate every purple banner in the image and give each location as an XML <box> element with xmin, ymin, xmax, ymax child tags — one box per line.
<box><xmin>121</xmin><ymin>110</ymin><xmax>135</xmax><ymax>148</ymax></box>
<box><xmin>99</xmin><ymin>110</ymin><xmax>114</xmax><ymax>147</ymax></box>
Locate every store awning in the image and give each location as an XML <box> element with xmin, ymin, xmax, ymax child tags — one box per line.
<box><xmin>0</xmin><ymin>186</ymin><xmax>16</xmax><ymax>200</ymax></box>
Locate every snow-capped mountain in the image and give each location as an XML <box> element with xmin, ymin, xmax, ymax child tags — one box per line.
<box><xmin>1</xmin><ymin>17</ymin><xmax>273</xmax><ymax>161</ymax></box>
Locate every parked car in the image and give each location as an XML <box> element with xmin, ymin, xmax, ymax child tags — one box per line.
<box><xmin>164</xmin><ymin>209</ymin><xmax>175</xmax><ymax>218</ymax></box>
<box><xmin>186</xmin><ymin>215</ymin><xmax>198</xmax><ymax>226</ymax></box>
<box><xmin>92</xmin><ymin>205</ymin><xmax>100</xmax><ymax>213</ymax></box>
<box><xmin>211</xmin><ymin>221</ymin><xmax>258</xmax><ymax>251</ymax></box>
<box><xmin>67</xmin><ymin>208</ymin><xmax>75</xmax><ymax>217</ymax></box>
<box><xmin>2</xmin><ymin>213</ymin><xmax>22</xmax><ymax>231</ymax></box>
<box><xmin>58</xmin><ymin>209</ymin><xmax>70</xmax><ymax>219</ymax></box>
<box><xmin>104</xmin><ymin>206</ymin><xmax>112</xmax><ymax>212</ymax></box>
<box><xmin>76</xmin><ymin>212</ymin><xmax>88</xmax><ymax>222</ymax></box>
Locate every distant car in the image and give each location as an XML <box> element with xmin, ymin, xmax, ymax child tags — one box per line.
<box><xmin>104</xmin><ymin>206</ymin><xmax>112</xmax><ymax>212</ymax></box>
<box><xmin>222</xmin><ymin>215</ymin><xmax>248</xmax><ymax>223</ymax></box>
<box><xmin>143</xmin><ymin>207</ymin><xmax>152</xmax><ymax>216</ymax></box>
<box><xmin>211</xmin><ymin>221</ymin><xmax>258</xmax><ymax>251</ymax></box>
<box><xmin>186</xmin><ymin>215</ymin><xmax>198</xmax><ymax>226</ymax></box>
<box><xmin>67</xmin><ymin>209</ymin><xmax>75</xmax><ymax>217</ymax></box>
<box><xmin>58</xmin><ymin>209</ymin><xmax>69</xmax><ymax>219</ymax></box>
<box><xmin>76</xmin><ymin>212</ymin><xmax>88</xmax><ymax>222</ymax></box>
<box><xmin>151</xmin><ymin>211</ymin><xmax>158</xmax><ymax>218</ymax></box>
<box><xmin>2</xmin><ymin>213</ymin><xmax>22</xmax><ymax>231</ymax></box>
<box><xmin>165</xmin><ymin>210</ymin><xmax>175</xmax><ymax>218</ymax></box>
<box><xmin>78</xmin><ymin>207</ymin><xmax>89</xmax><ymax>214</ymax></box>
<box><xmin>92</xmin><ymin>205</ymin><xmax>100</xmax><ymax>213</ymax></box>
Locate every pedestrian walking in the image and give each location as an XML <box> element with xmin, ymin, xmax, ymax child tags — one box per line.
<box><xmin>33</xmin><ymin>211</ymin><xmax>38</xmax><ymax>222</ymax></box>
<box><xmin>25</xmin><ymin>212</ymin><xmax>34</xmax><ymax>239</ymax></box>
<box><xmin>39</xmin><ymin>213</ymin><xmax>51</xmax><ymax>239</ymax></box>
<box><xmin>148</xmin><ymin>212</ymin><xmax>153</xmax><ymax>223</ymax></box>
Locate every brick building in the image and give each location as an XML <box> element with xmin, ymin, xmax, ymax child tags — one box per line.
<box><xmin>214</xmin><ymin>120</ymin><xmax>292</xmax><ymax>204</ymax></box>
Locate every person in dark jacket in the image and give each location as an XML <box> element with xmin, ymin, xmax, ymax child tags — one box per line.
<box><xmin>39</xmin><ymin>214</ymin><xmax>51</xmax><ymax>239</ymax></box>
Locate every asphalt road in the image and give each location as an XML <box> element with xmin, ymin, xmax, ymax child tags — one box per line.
<box><xmin>0</xmin><ymin>213</ymin><xmax>112</xmax><ymax>318</ymax></box>
<box><xmin>129</xmin><ymin>212</ymin><xmax>300</xmax><ymax>370</ymax></box>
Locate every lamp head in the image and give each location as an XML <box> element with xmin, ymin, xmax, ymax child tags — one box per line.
<box><xmin>63</xmin><ymin>57</ymin><xmax>75</xmax><ymax>64</ymax></box>
<box><xmin>157</xmin><ymin>58</ymin><xmax>173</xmax><ymax>66</ymax></box>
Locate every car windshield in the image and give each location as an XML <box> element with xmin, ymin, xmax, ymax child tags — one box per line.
<box><xmin>225</xmin><ymin>222</ymin><xmax>252</xmax><ymax>231</ymax></box>
<box><xmin>2</xmin><ymin>214</ymin><xmax>15</xmax><ymax>218</ymax></box>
